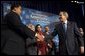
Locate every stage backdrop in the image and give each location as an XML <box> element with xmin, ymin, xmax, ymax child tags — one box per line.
<box><xmin>3</xmin><ymin>3</ymin><xmax>59</xmax><ymax>48</ymax></box>
<box><xmin>3</xmin><ymin>3</ymin><xmax>60</xmax><ymax>31</ymax></box>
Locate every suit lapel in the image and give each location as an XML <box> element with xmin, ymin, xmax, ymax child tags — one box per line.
<box><xmin>59</xmin><ymin>21</ymin><xmax>71</xmax><ymax>35</ymax></box>
<box><xmin>66</xmin><ymin>21</ymin><xmax>71</xmax><ymax>34</ymax></box>
<box><xmin>59</xmin><ymin>22</ymin><xmax>65</xmax><ymax>35</ymax></box>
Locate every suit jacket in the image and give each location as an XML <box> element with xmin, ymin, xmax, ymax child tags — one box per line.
<box><xmin>1</xmin><ymin>11</ymin><xmax>36</xmax><ymax>55</ymax></box>
<box><xmin>44</xmin><ymin>32</ymin><xmax>53</xmax><ymax>44</ymax></box>
<box><xmin>52</xmin><ymin>21</ymin><xmax>84</xmax><ymax>55</ymax></box>
<box><xmin>26</xmin><ymin>37</ymin><xmax>37</xmax><ymax>55</ymax></box>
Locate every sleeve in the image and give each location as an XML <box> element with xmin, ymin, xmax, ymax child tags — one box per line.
<box><xmin>7</xmin><ymin>13</ymin><xmax>35</xmax><ymax>39</ymax></box>
<box><xmin>51</xmin><ymin>24</ymin><xmax>58</xmax><ymax>37</ymax></box>
<box><xmin>74</xmin><ymin>22</ymin><xmax>84</xmax><ymax>46</ymax></box>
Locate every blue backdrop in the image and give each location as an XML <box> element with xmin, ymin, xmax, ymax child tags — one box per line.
<box><xmin>3</xmin><ymin>3</ymin><xmax>59</xmax><ymax>48</ymax></box>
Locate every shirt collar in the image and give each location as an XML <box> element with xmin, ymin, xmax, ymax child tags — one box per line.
<box><xmin>64</xmin><ymin>20</ymin><xmax>67</xmax><ymax>24</ymax></box>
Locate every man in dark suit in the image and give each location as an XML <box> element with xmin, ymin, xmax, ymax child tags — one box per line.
<box><xmin>52</xmin><ymin>11</ymin><xmax>84</xmax><ymax>55</ymax></box>
<box><xmin>1</xmin><ymin>4</ymin><xmax>37</xmax><ymax>55</ymax></box>
<box><xmin>44</xmin><ymin>26</ymin><xmax>54</xmax><ymax>55</ymax></box>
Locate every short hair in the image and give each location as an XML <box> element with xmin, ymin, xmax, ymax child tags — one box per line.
<box><xmin>60</xmin><ymin>11</ymin><xmax>69</xmax><ymax>18</ymax></box>
<box><xmin>11</xmin><ymin>4</ymin><xmax>21</xmax><ymax>10</ymax></box>
<box><xmin>44</xmin><ymin>26</ymin><xmax>48</xmax><ymax>28</ymax></box>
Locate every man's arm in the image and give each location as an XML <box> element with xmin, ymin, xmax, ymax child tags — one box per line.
<box><xmin>7</xmin><ymin>13</ymin><xmax>35</xmax><ymax>39</ymax></box>
<box><xmin>51</xmin><ymin>25</ymin><xmax>58</xmax><ymax>37</ymax></box>
<box><xmin>74</xmin><ymin>22</ymin><xmax>84</xmax><ymax>53</ymax></box>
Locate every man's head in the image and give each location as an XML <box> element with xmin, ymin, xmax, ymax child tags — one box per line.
<box><xmin>44</xmin><ymin>26</ymin><xmax>49</xmax><ymax>32</ymax></box>
<box><xmin>59</xmin><ymin>11</ymin><xmax>68</xmax><ymax>22</ymax></box>
<box><xmin>79</xmin><ymin>28</ymin><xmax>84</xmax><ymax>36</ymax></box>
<box><xmin>11</xmin><ymin>4</ymin><xmax>22</xmax><ymax>15</ymax></box>
<box><xmin>27</xmin><ymin>24</ymin><xmax>35</xmax><ymax>31</ymax></box>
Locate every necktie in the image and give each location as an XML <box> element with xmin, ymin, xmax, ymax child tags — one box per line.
<box><xmin>63</xmin><ymin>23</ymin><xmax>67</xmax><ymax>33</ymax></box>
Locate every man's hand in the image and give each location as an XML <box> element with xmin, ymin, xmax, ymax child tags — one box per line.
<box><xmin>37</xmin><ymin>39</ymin><xmax>41</xmax><ymax>41</ymax></box>
<box><xmin>80</xmin><ymin>46</ymin><xmax>84</xmax><ymax>54</ymax></box>
<box><xmin>48</xmin><ymin>43</ymin><xmax>52</xmax><ymax>48</ymax></box>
